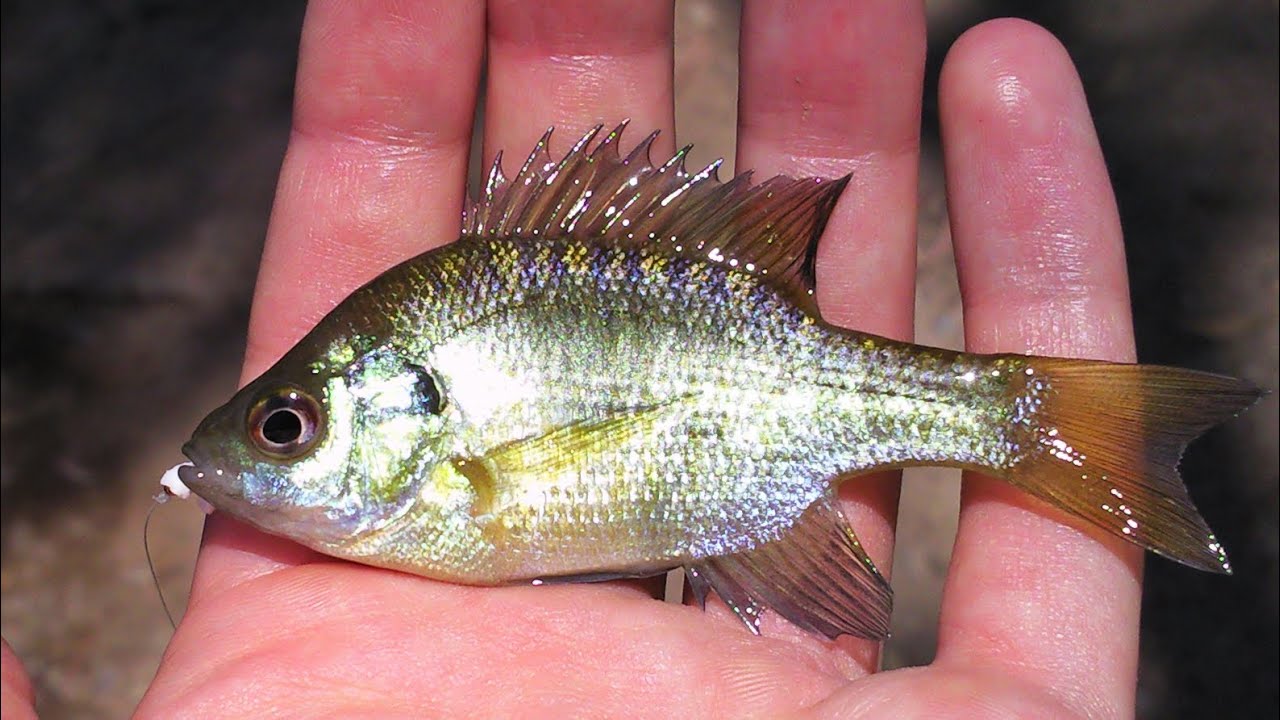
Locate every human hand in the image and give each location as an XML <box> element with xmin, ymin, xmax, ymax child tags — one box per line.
<box><xmin>123</xmin><ymin>3</ymin><xmax>1142</xmax><ymax>717</ymax></box>
<box><xmin>2</xmin><ymin>640</ymin><xmax>36</xmax><ymax>720</ymax></box>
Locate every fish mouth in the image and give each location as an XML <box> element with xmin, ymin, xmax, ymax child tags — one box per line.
<box><xmin>178</xmin><ymin>442</ymin><xmax>236</xmax><ymax>498</ymax></box>
<box><xmin>176</xmin><ymin>462</ymin><xmax>208</xmax><ymax>488</ymax></box>
<box><xmin>178</xmin><ymin>442</ymin><xmax>207</xmax><ymax>484</ymax></box>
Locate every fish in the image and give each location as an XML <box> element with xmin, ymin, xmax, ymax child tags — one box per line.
<box><xmin>175</xmin><ymin>123</ymin><xmax>1261</xmax><ymax>639</ymax></box>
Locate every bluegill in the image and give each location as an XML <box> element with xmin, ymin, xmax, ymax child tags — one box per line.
<box><xmin>176</xmin><ymin>124</ymin><xmax>1259</xmax><ymax>639</ymax></box>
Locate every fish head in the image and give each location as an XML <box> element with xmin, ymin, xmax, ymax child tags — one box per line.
<box><xmin>179</xmin><ymin>342</ymin><xmax>456</xmax><ymax>549</ymax></box>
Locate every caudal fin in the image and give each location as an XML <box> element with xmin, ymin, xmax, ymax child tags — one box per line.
<box><xmin>1004</xmin><ymin>360</ymin><xmax>1261</xmax><ymax>573</ymax></box>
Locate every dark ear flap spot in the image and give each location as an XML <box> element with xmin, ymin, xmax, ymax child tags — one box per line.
<box><xmin>411</xmin><ymin>364</ymin><xmax>444</xmax><ymax>415</ymax></box>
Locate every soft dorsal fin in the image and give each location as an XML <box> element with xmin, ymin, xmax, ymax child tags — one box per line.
<box><xmin>464</xmin><ymin>122</ymin><xmax>850</xmax><ymax>315</ymax></box>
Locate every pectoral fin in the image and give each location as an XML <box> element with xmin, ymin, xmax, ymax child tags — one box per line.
<box><xmin>688</xmin><ymin>495</ymin><xmax>893</xmax><ymax>640</ymax></box>
<box><xmin>464</xmin><ymin>400</ymin><xmax>690</xmax><ymax>529</ymax></box>
<box><xmin>480</xmin><ymin>403</ymin><xmax>683</xmax><ymax>480</ymax></box>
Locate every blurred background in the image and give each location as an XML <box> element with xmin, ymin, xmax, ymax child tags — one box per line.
<box><xmin>1</xmin><ymin>1</ymin><xmax>1275</xmax><ymax>717</ymax></box>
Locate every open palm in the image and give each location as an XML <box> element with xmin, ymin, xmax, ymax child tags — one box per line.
<box><xmin>125</xmin><ymin>3</ymin><xmax>1144</xmax><ymax>717</ymax></box>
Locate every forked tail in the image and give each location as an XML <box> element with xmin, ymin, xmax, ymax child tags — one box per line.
<box><xmin>999</xmin><ymin>359</ymin><xmax>1261</xmax><ymax>572</ymax></box>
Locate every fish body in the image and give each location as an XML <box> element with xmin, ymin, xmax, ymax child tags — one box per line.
<box><xmin>179</xmin><ymin>125</ymin><xmax>1259</xmax><ymax>638</ymax></box>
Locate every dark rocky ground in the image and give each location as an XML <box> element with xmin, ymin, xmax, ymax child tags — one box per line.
<box><xmin>2</xmin><ymin>1</ymin><xmax>1275</xmax><ymax>717</ymax></box>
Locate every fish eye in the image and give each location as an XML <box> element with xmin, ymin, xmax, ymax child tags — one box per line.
<box><xmin>248</xmin><ymin>388</ymin><xmax>322</xmax><ymax>459</ymax></box>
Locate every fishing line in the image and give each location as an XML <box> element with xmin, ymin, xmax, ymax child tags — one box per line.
<box><xmin>145</xmin><ymin>493</ymin><xmax>178</xmax><ymax>631</ymax></box>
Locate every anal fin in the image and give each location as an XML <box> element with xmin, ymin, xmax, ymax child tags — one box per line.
<box><xmin>686</xmin><ymin>563</ymin><xmax>765</xmax><ymax>634</ymax></box>
<box><xmin>687</xmin><ymin>495</ymin><xmax>893</xmax><ymax>640</ymax></box>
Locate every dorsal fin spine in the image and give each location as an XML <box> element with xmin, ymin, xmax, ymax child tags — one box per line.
<box><xmin>518</xmin><ymin>127</ymin><xmax>554</xmax><ymax>185</ymax></box>
<box><xmin>591</xmin><ymin>121</ymin><xmax>629</xmax><ymax>160</ymax></box>
<box><xmin>562</xmin><ymin>125</ymin><xmax>602</xmax><ymax>172</ymax></box>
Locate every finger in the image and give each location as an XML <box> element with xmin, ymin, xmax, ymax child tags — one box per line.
<box><xmin>736</xmin><ymin>0</ymin><xmax>926</xmax><ymax>670</ymax></box>
<box><xmin>483</xmin><ymin>0</ymin><xmax>676</xmax><ymax>174</ymax></box>
<box><xmin>193</xmin><ymin>0</ymin><xmax>485</xmax><ymax>601</ymax></box>
<box><xmin>1</xmin><ymin>640</ymin><xmax>36</xmax><ymax>720</ymax></box>
<box><xmin>934</xmin><ymin>20</ymin><xmax>1141</xmax><ymax>717</ymax></box>
<box><xmin>244</xmin><ymin>0</ymin><xmax>485</xmax><ymax>379</ymax></box>
<box><xmin>738</xmin><ymin>0</ymin><xmax>925</xmax><ymax>335</ymax></box>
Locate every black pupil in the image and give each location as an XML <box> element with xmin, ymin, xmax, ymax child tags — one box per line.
<box><xmin>262</xmin><ymin>408</ymin><xmax>304</xmax><ymax>445</ymax></box>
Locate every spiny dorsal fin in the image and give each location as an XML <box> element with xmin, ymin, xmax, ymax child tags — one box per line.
<box><xmin>464</xmin><ymin>122</ymin><xmax>850</xmax><ymax>316</ymax></box>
